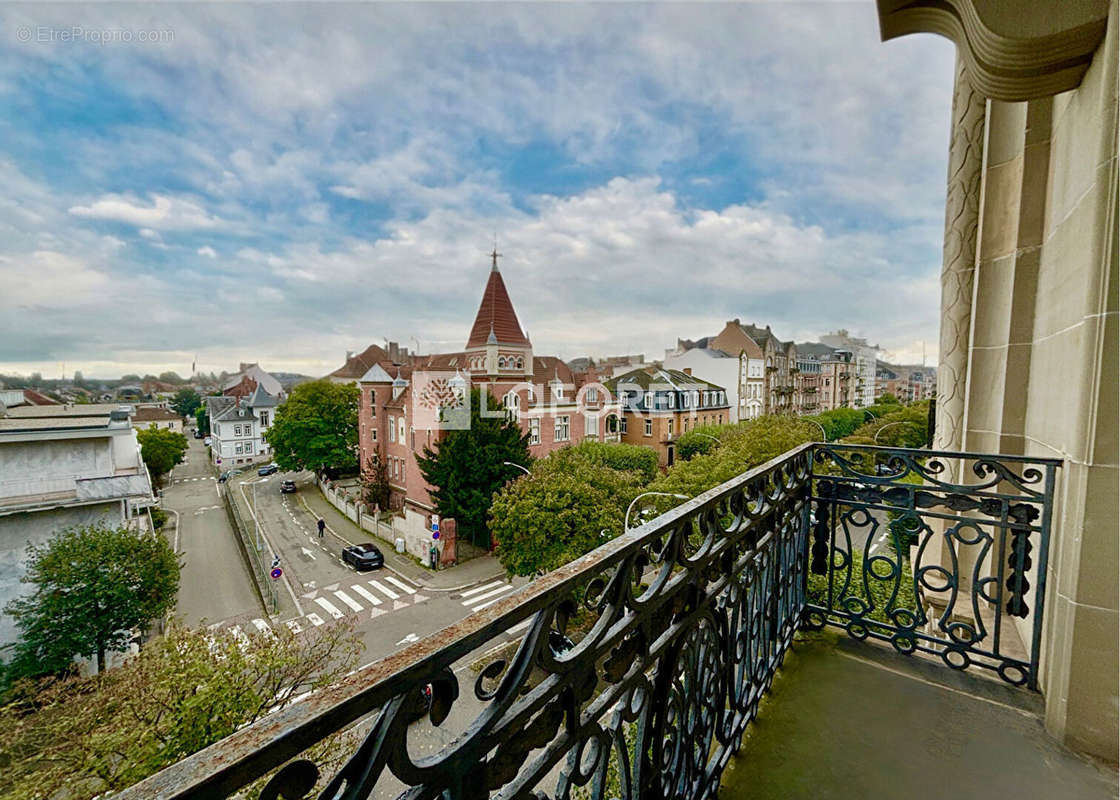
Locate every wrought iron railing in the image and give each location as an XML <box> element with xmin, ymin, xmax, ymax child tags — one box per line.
<box><xmin>804</xmin><ymin>444</ymin><xmax>1058</xmax><ymax>689</ymax></box>
<box><xmin>119</xmin><ymin>443</ymin><xmax>1057</xmax><ymax>799</ymax></box>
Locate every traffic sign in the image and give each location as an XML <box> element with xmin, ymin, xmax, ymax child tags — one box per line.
<box><xmin>270</xmin><ymin>567</ymin><xmax>283</xmax><ymax>579</ymax></box>
<box><xmin>432</xmin><ymin>531</ymin><xmax>440</xmax><ymax>540</ymax></box>
<box><xmin>272</xmin><ymin>555</ymin><xmax>280</xmax><ymax>568</ymax></box>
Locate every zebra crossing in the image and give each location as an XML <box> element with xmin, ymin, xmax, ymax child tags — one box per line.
<box><xmin>296</xmin><ymin>573</ymin><xmax>429</xmax><ymax>626</ymax></box>
<box><xmin>458</xmin><ymin>580</ymin><xmax>538</xmax><ymax>637</ymax></box>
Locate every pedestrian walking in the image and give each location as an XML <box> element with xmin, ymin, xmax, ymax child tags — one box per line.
<box><xmin>317</xmin><ymin>518</ymin><xmax>326</xmax><ymax>539</ymax></box>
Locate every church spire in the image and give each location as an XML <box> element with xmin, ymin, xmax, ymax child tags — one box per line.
<box><xmin>465</xmin><ymin>249</ymin><xmax>530</xmax><ymax>349</ymax></box>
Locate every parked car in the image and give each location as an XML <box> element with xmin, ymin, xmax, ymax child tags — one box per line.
<box><xmin>203</xmin><ymin>436</ymin><xmax>212</xmax><ymax>446</ymax></box>
<box><xmin>218</xmin><ymin>469</ymin><xmax>242</xmax><ymax>483</ymax></box>
<box><xmin>258</xmin><ymin>463</ymin><xmax>279</xmax><ymax>476</ymax></box>
<box><xmin>280</xmin><ymin>479</ymin><xmax>297</xmax><ymax>493</ymax></box>
<box><xmin>342</xmin><ymin>543</ymin><xmax>384</xmax><ymax>571</ymax></box>
<box><xmin>193</xmin><ymin>430</ymin><xmax>204</xmax><ymax>439</ymax></box>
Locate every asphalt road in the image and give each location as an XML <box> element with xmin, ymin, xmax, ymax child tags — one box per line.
<box><xmin>224</xmin><ymin>470</ymin><xmax>525</xmax><ymax>667</ymax></box>
<box><xmin>166</xmin><ymin>434</ymin><xmax>262</xmax><ymax>627</ymax></box>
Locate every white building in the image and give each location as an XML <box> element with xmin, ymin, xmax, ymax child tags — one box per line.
<box><xmin>208</xmin><ymin>385</ymin><xmax>280</xmax><ymax>467</ymax></box>
<box><xmin>820</xmin><ymin>330</ymin><xmax>879</xmax><ymax>408</ymax></box>
<box><xmin>0</xmin><ymin>407</ymin><xmax>155</xmax><ymax>648</ymax></box>
<box><xmin>663</xmin><ymin>347</ymin><xmax>744</xmax><ymax>423</ymax></box>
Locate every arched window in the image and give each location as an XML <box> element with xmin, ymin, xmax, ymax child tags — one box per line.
<box><xmin>515</xmin><ymin>357</ymin><xmax>524</xmax><ymax>369</ymax></box>
<box><xmin>503</xmin><ymin>391</ymin><xmax>521</xmax><ymax>421</ymax></box>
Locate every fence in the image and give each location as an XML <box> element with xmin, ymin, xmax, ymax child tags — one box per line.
<box><xmin>221</xmin><ymin>484</ymin><xmax>278</xmax><ymax>615</ymax></box>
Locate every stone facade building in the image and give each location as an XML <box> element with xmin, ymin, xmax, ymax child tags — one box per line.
<box><xmin>604</xmin><ymin>366</ymin><xmax>729</xmax><ymax>469</ymax></box>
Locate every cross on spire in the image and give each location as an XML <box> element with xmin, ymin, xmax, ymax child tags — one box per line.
<box><xmin>490</xmin><ymin>235</ymin><xmax>502</xmax><ymax>272</ymax></box>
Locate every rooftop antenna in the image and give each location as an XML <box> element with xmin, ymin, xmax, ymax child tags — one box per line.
<box><xmin>922</xmin><ymin>340</ymin><xmax>927</xmax><ymax>367</ymax></box>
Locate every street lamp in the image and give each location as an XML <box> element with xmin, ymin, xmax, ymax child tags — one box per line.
<box><xmin>625</xmin><ymin>491</ymin><xmax>690</xmax><ymax>531</ymax></box>
<box><xmin>804</xmin><ymin>419</ymin><xmax>828</xmax><ymax>441</ymax></box>
<box><xmin>691</xmin><ymin>432</ymin><xmax>721</xmax><ymax>444</ymax></box>
<box><xmin>864</xmin><ymin>409</ymin><xmax>878</xmax><ymax>421</ymax></box>
<box><xmin>874</xmin><ymin>421</ymin><xmax>910</xmax><ymax>444</ymax></box>
<box><xmin>503</xmin><ymin>461</ymin><xmax>531</xmax><ymax>476</ymax></box>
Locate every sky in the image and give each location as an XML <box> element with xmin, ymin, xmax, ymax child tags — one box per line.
<box><xmin>0</xmin><ymin>2</ymin><xmax>955</xmax><ymax>380</ymax></box>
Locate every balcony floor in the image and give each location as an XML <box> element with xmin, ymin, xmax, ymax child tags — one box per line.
<box><xmin>720</xmin><ymin>631</ymin><xmax>1117</xmax><ymax>799</ymax></box>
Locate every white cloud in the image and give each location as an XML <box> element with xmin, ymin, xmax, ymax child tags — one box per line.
<box><xmin>69</xmin><ymin>193</ymin><xmax>221</xmax><ymax>230</ymax></box>
<box><xmin>197</xmin><ymin>245</ymin><xmax>217</xmax><ymax>258</ymax></box>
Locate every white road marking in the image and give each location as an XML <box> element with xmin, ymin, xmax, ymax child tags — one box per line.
<box><xmin>350</xmin><ymin>584</ymin><xmax>383</xmax><ymax>606</ymax></box>
<box><xmin>314</xmin><ymin>597</ymin><xmax>344</xmax><ymax>620</ymax></box>
<box><xmin>460</xmin><ymin>580</ymin><xmax>505</xmax><ymax>598</ymax></box>
<box><xmin>370</xmin><ymin>607</ymin><xmax>386</xmax><ymax>618</ymax></box>
<box><xmin>368</xmin><ymin>579</ymin><xmax>399</xmax><ymax>600</ymax></box>
<box><xmin>461</xmin><ymin>584</ymin><xmax>513</xmax><ymax>607</ymax></box>
<box><xmin>413</xmin><ymin>593</ymin><xmax>429</xmax><ymax>604</ymax></box>
<box><xmin>396</xmin><ymin>632</ymin><xmax>419</xmax><ymax>646</ymax></box>
<box><xmin>473</xmin><ymin>595</ymin><xmax>512</xmax><ymax>611</ymax></box>
<box><xmin>384</xmin><ymin>575</ymin><xmax>417</xmax><ymax>594</ymax></box>
<box><xmin>334</xmin><ymin>590</ymin><xmax>363</xmax><ymax>612</ymax></box>
<box><xmin>300</xmin><ymin>546</ymin><xmax>317</xmax><ymax>560</ymax></box>
<box><xmin>285</xmin><ymin>620</ymin><xmax>303</xmax><ymax>633</ymax></box>
<box><xmin>392</xmin><ymin>600</ymin><xmax>409</xmax><ymax>611</ymax></box>
<box><xmin>324</xmin><ymin>583</ymin><xmax>339</xmax><ymax>592</ymax></box>
<box><xmin>306</xmin><ymin>613</ymin><xmax>325</xmax><ymax>626</ymax></box>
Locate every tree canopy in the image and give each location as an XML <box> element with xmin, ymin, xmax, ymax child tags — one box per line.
<box><xmin>490</xmin><ymin>449</ymin><xmax>645</xmax><ymax>577</ymax></box>
<box><xmin>170</xmin><ymin>387</ymin><xmax>202</xmax><ymax>417</ymax></box>
<box><xmin>0</xmin><ymin>620</ymin><xmax>360</xmax><ymax>800</ymax></box>
<box><xmin>549</xmin><ymin>440</ymin><xmax>659</xmax><ymax>484</ymax></box>
<box><xmin>3</xmin><ymin>524</ymin><xmax>180</xmax><ymax>679</ymax></box>
<box><xmin>137</xmin><ymin>425</ymin><xmax>189</xmax><ymax>481</ymax></box>
<box><xmin>417</xmin><ymin>388</ymin><xmax>532</xmax><ymax>549</ymax></box>
<box><xmin>264</xmin><ymin>379</ymin><xmax>359</xmax><ymax>472</ymax></box>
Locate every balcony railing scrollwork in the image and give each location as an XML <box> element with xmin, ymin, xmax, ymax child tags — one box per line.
<box><xmin>120</xmin><ymin>443</ymin><xmax>1058</xmax><ymax>800</ymax></box>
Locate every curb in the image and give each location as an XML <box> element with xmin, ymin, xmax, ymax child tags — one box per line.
<box><xmin>295</xmin><ymin>490</ymin><xmax>427</xmax><ymax>590</ymax></box>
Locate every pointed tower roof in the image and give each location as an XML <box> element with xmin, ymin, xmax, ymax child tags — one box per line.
<box><xmin>466</xmin><ymin>253</ymin><xmax>530</xmax><ymax>348</ymax></box>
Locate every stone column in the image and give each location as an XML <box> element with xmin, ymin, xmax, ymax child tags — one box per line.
<box><xmin>935</xmin><ymin>56</ymin><xmax>987</xmax><ymax>452</ymax></box>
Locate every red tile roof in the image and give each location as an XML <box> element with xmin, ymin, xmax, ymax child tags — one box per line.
<box><xmin>465</xmin><ymin>268</ymin><xmax>530</xmax><ymax>349</ymax></box>
<box><xmin>329</xmin><ymin>343</ymin><xmax>390</xmax><ymax>379</ymax></box>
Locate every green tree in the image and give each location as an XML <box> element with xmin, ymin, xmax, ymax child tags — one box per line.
<box><xmin>170</xmin><ymin>387</ymin><xmax>201</xmax><ymax>417</ymax></box>
<box><xmin>550</xmin><ymin>440</ymin><xmax>659</xmax><ymax>483</ymax></box>
<box><xmin>417</xmin><ymin>388</ymin><xmax>532</xmax><ymax>549</ymax></box>
<box><xmin>137</xmin><ymin>424</ymin><xmax>189</xmax><ymax>482</ymax></box>
<box><xmin>360</xmin><ymin>448</ymin><xmax>392</xmax><ymax>511</ymax></box>
<box><xmin>876</xmin><ymin>392</ymin><xmax>901</xmax><ymax>406</ymax></box>
<box><xmin>194</xmin><ymin>404</ymin><xmax>210</xmax><ymax>434</ymax></box>
<box><xmin>3</xmin><ymin>524</ymin><xmax>180</xmax><ymax>679</ymax></box>
<box><xmin>490</xmin><ymin>453</ymin><xmax>645</xmax><ymax>577</ymax></box>
<box><xmin>264</xmin><ymin>380</ymin><xmax>359</xmax><ymax>473</ymax></box>
<box><xmin>0</xmin><ymin>620</ymin><xmax>360</xmax><ymax>800</ymax></box>
<box><xmin>158</xmin><ymin>371</ymin><xmax>185</xmax><ymax>384</ymax></box>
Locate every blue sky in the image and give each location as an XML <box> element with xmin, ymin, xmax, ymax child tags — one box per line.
<box><xmin>0</xmin><ymin>3</ymin><xmax>955</xmax><ymax>379</ymax></box>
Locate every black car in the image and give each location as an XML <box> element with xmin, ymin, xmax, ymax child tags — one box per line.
<box><xmin>280</xmin><ymin>479</ymin><xmax>297</xmax><ymax>493</ymax></box>
<box><xmin>342</xmin><ymin>543</ymin><xmax>384</xmax><ymax>571</ymax></box>
<box><xmin>258</xmin><ymin>463</ymin><xmax>279</xmax><ymax>476</ymax></box>
<box><xmin>218</xmin><ymin>469</ymin><xmax>241</xmax><ymax>483</ymax></box>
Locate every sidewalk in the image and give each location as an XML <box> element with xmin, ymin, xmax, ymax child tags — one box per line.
<box><xmin>297</xmin><ymin>483</ymin><xmax>507</xmax><ymax>591</ymax></box>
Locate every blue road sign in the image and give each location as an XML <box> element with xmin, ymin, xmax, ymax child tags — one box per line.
<box><xmin>270</xmin><ymin>567</ymin><xmax>283</xmax><ymax>579</ymax></box>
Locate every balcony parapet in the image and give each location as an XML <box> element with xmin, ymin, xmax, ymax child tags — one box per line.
<box><xmin>120</xmin><ymin>443</ymin><xmax>1060</xmax><ymax>799</ymax></box>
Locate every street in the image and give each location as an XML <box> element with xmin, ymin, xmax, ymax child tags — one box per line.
<box><xmin>166</xmin><ymin>435</ymin><xmax>262</xmax><ymax>627</ymax></box>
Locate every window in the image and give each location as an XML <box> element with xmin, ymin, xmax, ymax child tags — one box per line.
<box><xmin>234</xmin><ymin>424</ymin><xmax>242</xmax><ymax>436</ymax></box>
<box><xmin>620</xmin><ymin>416</ymin><xmax>628</xmax><ymax>433</ymax></box>
<box><xmin>370</xmin><ymin>389</ymin><xmax>377</xmax><ymax>410</ymax></box>
<box><xmin>371</xmin><ymin>428</ymin><xmax>377</xmax><ymax>442</ymax></box>
<box><xmin>399</xmin><ymin>418</ymin><xmax>406</xmax><ymax>442</ymax></box>
<box><xmin>553</xmin><ymin>382</ymin><xmax>564</xmax><ymax>401</ymax></box>
<box><xmin>504</xmin><ymin>391</ymin><xmax>521</xmax><ymax>421</ymax></box>
<box><xmin>644</xmin><ymin>419</ymin><xmax>652</xmax><ymax>436</ymax></box>
<box><xmin>554</xmin><ymin>415</ymin><xmax>570</xmax><ymax>442</ymax></box>
<box><xmin>244</xmin><ymin>441</ymin><xmax>253</xmax><ymax>455</ymax></box>
<box><xmin>388</xmin><ymin>416</ymin><xmax>396</xmax><ymax>442</ymax></box>
<box><xmin>667</xmin><ymin>419</ymin><xmax>674</xmax><ymax>436</ymax></box>
<box><xmin>410</xmin><ymin>427</ymin><xmax>415</xmax><ymax>449</ymax></box>
<box><xmin>235</xmin><ymin>442</ymin><xmax>243</xmax><ymax>454</ymax></box>
<box><xmin>668</xmin><ymin>393</ymin><xmax>675</xmax><ymax>408</ymax></box>
<box><xmin>644</xmin><ymin>391</ymin><xmax>653</xmax><ymax>409</ymax></box>
<box><xmin>585</xmin><ymin>414</ymin><xmax>597</xmax><ymax>437</ymax></box>
<box><xmin>586</xmin><ymin>387</ymin><xmax>598</xmax><ymax>403</ymax></box>
<box><xmin>529</xmin><ymin>417</ymin><xmax>541</xmax><ymax>445</ymax></box>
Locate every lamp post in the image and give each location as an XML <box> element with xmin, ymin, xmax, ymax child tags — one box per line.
<box><xmin>804</xmin><ymin>419</ymin><xmax>828</xmax><ymax>441</ymax></box>
<box><xmin>625</xmin><ymin>491</ymin><xmax>690</xmax><ymax>531</ymax></box>
<box><xmin>864</xmin><ymin>408</ymin><xmax>878</xmax><ymax>421</ymax></box>
<box><xmin>874</xmin><ymin>421</ymin><xmax>910</xmax><ymax>444</ymax></box>
<box><xmin>503</xmin><ymin>461</ymin><xmax>531</xmax><ymax>476</ymax></box>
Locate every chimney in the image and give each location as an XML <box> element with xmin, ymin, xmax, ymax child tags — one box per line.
<box><xmin>346</xmin><ymin>350</ymin><xmax>353</xmax><ymax>361</ymax></box>
<box><xmin>388</xmin><ymin>341</ymin><xmax>400</xmax><ymax>364</ymax></box>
